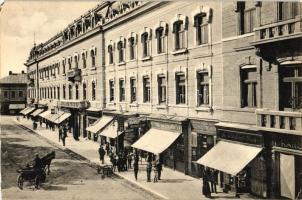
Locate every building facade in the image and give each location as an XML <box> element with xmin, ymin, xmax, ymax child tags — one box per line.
<box><xmin>0</xmin><ymin>71</ymin><xmax>27</xmax><ymax>115</ymax></box>
<box><xmin>25</xmin><ymin>1</ymin><xmax>302</xmax><ymax>199</ymax></box>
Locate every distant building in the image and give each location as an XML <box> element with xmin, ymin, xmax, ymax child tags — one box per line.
<box><xmin>0</xmin><ymin>71</ymin><xmax>27</xmax><ymax>115</ymax></box>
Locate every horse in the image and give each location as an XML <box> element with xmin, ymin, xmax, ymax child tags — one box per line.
<box><xmin>41</xmin><ymin>151</ymin><xmax>56</xmax><ymax>175</ymax></box>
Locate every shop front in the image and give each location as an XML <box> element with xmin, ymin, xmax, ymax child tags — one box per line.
<box><xmin>270</xmin><ymin>133</ymin><xmax>302</xmax><ymax>199</ymax></box>
<box><xmin>190</xmin><ymin>119</ymin><xmax>217</xmax><ymax>177</ymax></box>
<box><xmin>131</xmin><ymin>115</ymin><xmax>189</xmax><ymax>174</ymax></box>
<box><xmin>197</xmin><ymin>123</ymin><xmax>268</xmax><ymax>198</ymax></box>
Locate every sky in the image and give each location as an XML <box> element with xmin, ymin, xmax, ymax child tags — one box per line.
<box><xmin>0</xmin><ymin>0</ymin><xmax>99</xmax><ymax>78</ymax></box>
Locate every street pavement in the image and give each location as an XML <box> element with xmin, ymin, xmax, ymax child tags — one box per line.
<box><xmin>1</xmin><ymin>116</ymin><xmax>161</xmax><ymax>200</ymax></box>
<box><xmin>14</xmin><ymin>116</ymin><xmax>257</xmax><ymax>200</ymax></box>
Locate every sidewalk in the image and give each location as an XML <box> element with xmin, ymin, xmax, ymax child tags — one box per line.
<box><xmin>15</xmin><ymin>117</ymin><xmax>256</xmax><ymax>200</ymax></box>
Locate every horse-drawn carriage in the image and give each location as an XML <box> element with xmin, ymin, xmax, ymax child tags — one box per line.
<box><xmin>17</xmin><ymin>151</ymin><xmax>56</xmax><ymax>190</ymax></box>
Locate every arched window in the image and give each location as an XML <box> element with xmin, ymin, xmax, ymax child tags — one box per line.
<box><xmin>91</xmin><ymin>50</ymin><xmax>96</xmax><ymax>67</ymax></box>
<box><xmin>57</xmin><ymin>86</ymin><xmax>60</xmax><ymax>100</ymax></box>
<box><xmin>69</xmin><ymin>85</ymin><xmax>72</xmax><ymax>100</ymax></box>
<box><xmin>128</xmin><ymin>37</ymin><xmax>136</xmax><ymax>60</ymax></box>
<box><xmin>83</xmin><ymin>83</ymin><xmax>87</xmax><ymax>100</ymax></box>
<box><xmin>194</xmin><ymin>13</ymin><xmax>208</xmax><ymax>45</ymax></box>
<box><xmin>117</xmin><ymin>41</ymin><xmax>124</xmax><ymax>63</ymax></box>
<box><xmin>92</xmin><ymin>81</ymin><xmax>96</xmax><ymax>101</ymax></box>
<box><xmin>155</xmin><ymin>27</ymin><xmax>165</xmax><ymax>54</ymax></box>
<box><xmin>108</xmin><ymin>45</ymin><xmax>114</xmax><ymax>64</ymax></box>
<box><xmin>75</xmin><ymin>84</ymin><xmax>79</xmax><ymax>100</ymax></box>
<box><xmin>63</xmin><ymin>85</ymin><xmax>66</xmax><ymax>99</ymax></box>
<box><xmin>141</xmin><ymin>32</ymin><xmax>149</xmax><ymax>58</ymax></box>
<box><xmin>82</xmin><ymin>52</ymin><xmax>86</xmax><ymax>68</ymax></box>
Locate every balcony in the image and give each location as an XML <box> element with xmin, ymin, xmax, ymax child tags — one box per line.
<box><xmin>256</xmin><ymin>109</ymin><xmax>302</xmax><ymax>135</ymax></box>
<box><xmin>59</xmin><ymin>100</ymin><xmax>89</xmax><ymax>109</ymax></box>
<box><xmin>252</xmin><ymin>17</ymin><xmax>302</xmax><ymax>46</ymax></box>
<box><xmin>27</xmin><ymin>78</ymin><xmax>35</xmax><ymax>87</ymax></box>
<box><xmin>67</xmin><ymin>68</ymin><xmax>81</xmax><ymax>82</ymax></box>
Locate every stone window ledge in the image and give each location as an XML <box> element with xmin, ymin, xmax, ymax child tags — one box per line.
<box><xmin>171</xmin><ymin>48</ymin><xmax>188</xmax><ymax>55</ymax></box>
<box><xmin>195</xmin><ymin>106</ymin><xmax>212</xmax><ymax>112</ymax></box>
<box><xmin>155</xmin><ymin>104</ymin><xmax>168</xmax><ymax>109</ymax></box>
<box><xmin>129</xmin><ymin>103</ymin><xmax>138</xmax><ymax>107</ymax></box>
<box><xmin>107</xmin><ymin>102</ymin><xmax>116</xmax><ymax>106</ymax></box>
<box><xmin>140</xmin><ymin>56</ymin><xmax>152</xmax><ymax>61</ymax></box>
<box><xmin>117</xmin><ymin>61</ymin><xmax>126</xmax><ymax>66</ymax></box>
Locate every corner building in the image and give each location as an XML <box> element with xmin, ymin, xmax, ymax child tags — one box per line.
<box><xmin>25</xmin><ymin>1</ymin><xmax>302</xmax><ymax>199</ymax></box>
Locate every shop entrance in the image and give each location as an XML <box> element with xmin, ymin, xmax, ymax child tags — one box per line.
<box><xmin>280</xmin><ymin>153</ymin><xmax>295</xmax><ymax>199</ymax></box>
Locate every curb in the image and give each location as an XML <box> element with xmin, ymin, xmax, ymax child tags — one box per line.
<box><xmin>14</xmin><ymin>119</ymin><xmax>167</xmax><ymax>200</ymax></box>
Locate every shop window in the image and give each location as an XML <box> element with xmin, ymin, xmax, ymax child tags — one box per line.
<box><xmin>141</xmin><ymin>32</ymin><xmax>149</xmax><ymax>58</ymax></box>
<box><xmin>173</xmin><ymin>20</ymin><xmax>185</xmax><ymax>50</ymax></box>
<box><xmin>18</xmin><ymin>91</ymin><xmax>23</xmax><ymax>98</ymax></box>
<box><xmin>4</xmin><ymin>91</ymin><xmax>8</xmax><ymax>98</ymax></box>
<box><xmin>108</xmin><ymin>45</ymin><xmax>114</xmax><ymax>64</ymax></box>
<box><xmin>109</xmin><ymin>80</ymin><xmax>115</xmax><ymax>102</ymax></box>
<box><xmin>129</xmin><ymin>37</ymin><xmax>136</xmax><ymax>60</ymax></box>
<box><xmin>83</xmin><ymin>83</ymin><xmax>87</xmax><ymax>100</ymax></box>
<box><xmin>194</xmin><ymin>13</ymin><xmax>208</xmax><ymax>45</ymax></box>
<box><xmin>69</xmin><ymin>85</ymin><xmax>72</xmax><ymax>100</ymax></box>
<box><xmin>119</xmin><ymin>79</ymin><xmax>125</xmax><ymax>102</ymax></box>
<box><xmin>278</xmin><ymin>2</ymin><xmax>298</xmax><ymax>21</ymax></box>
<box><xmin>237</xmin><ymin>2</ymin><xmax>255</xmax><ymax>35</ymax></box>
<box><xmin>280</xmin><ymin>66</ymin><xmax>302</xmax><ymax>110</ymax></box>
<box><xmin>155</xmin><ymin>27</ymin><xmax>165</xmax><ymax>54</ymax></box>
<box><xmin>117</xmin><ymin>41</ymin><xmax>125</xmax><ymax>63</ymax></box>
<box><xmin>75</xmin><ymin>84</ymin><xmax>79</xmax><ymax>100</ymax></box>
<box><xmin>241</xmin><ymin>67</ymin><xmax>257</xmax><ymax>107</ymax></box>
<box><xmin>176</xmin><ymin>73</ymin><xmax>186</xmax><ymax>104</ymax></box>
<box><xmin>158</xmin><ymin>75</ymin><xmax>166</xmax><ymax>104</ymax></box>
<box><xmin>143</xmin><ymin>76</ymin><xmax>151</xmax><ymax>102</ymax></box>
<box><xmin>197</xmin><ymin>71</ymin><xmax>209</xmax><ymax>106</ymax></box>
<box><xmin>191</xmin><ymin>132</ymin><xmax>198</xmax><ymax>161</ymax></box>
<box><xmin>130</xmin><ymin>78</ymin><xmax>137</xmax><ymax>103</ymax></box>
<box><xmin>63</xmin><ymin>85</ymin><xmax>66</xmax><ymax>99</ymax></box>
<box><xmin>92</xmin><ymin>81</ymin><xmax>96</xmax><ymax>101</ymax></box>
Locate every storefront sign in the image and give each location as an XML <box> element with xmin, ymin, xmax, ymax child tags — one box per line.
<box><xmin>151</xmin><ymin>121</ymin><xmax>181</xmax><ymax>132</ymax></box>
<box><xmin>218</xmin><ymin>129</ymin><xmax>263</xmax><ymax>145</ymax></box>
<box><xmin>275</xmin><ymin>134</ymin><xmax>302</xmax><ymax>151</ymax></box>
<box><xmin>190</xmin><ymin>120</ymin><xmax>216</xmax><ymax>135</ymax></box>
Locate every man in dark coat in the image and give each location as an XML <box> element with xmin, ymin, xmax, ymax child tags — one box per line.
<box><xmin>58</xmin><ymin>126</ymin><xmax>63</xmax><ymax>142</ymax></box>
<box><xmin>98</xmin><ymin>146</ymin><xmax>105</xmax><ymax>164</ymax></box>
<box><xmin>156</xmin><ymin>160</ymin><xmax>163</xmax><ymax>180</ymax></box>
<box><xmin>133</xmin><ymin>154</ymin><xmax>139</xmax><ymax>181</ymax></box>
<box><xmin>146</xmin><ymin>162</ymin><xmax>152</xmax><ymax>182</ymax></box>
<box><xmin>33</xmin><ymin>154</ymin><xmax>43</xmax><ymax>175</ymax></box>
<box><xmin>62</xmin><ymin>125</ymin><xmax>67</xmax><ymax>146</ymax></box>
<box><xmin>210</xmin><ymin>169</ymin><xmax>218</xmax><ymax>193</ymax></box>
<box><xmin>202</xmin><ymin>167</ymin><xmax>211</xmax><ymax>198</ymax></box>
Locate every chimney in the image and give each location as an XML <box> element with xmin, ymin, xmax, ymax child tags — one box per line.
<box><xmin>9</xmin><ymin>71</ymin><xmax>12</xmax><ymax>75</ymax></box>
<box><xmin>21</xmin><ymin>70</ymin><xmax>25</xmax><ymax>74</ymax></box>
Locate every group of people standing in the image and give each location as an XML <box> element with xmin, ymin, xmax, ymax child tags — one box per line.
<box><xmin>97</xmin><ymin>144</ymin><xmax>163</xmax><ymax>182</ymax></box>
<box><xmin>202</xmin><ymin>167</ymin><xmax>218</xmax><ymax>198</ymax></box>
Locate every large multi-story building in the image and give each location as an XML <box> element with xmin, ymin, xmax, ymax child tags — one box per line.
<box><xmin>0</xmin><ymin>71</ymin><xmax>27</xmax><ymax>115</ymax></box>
<box><xmin>25</xmin><ymin>1</ymin><xmax>302</xmax><ymax>199</ymax></box>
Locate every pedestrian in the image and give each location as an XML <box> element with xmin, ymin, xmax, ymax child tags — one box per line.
<box><xmin>210</xmin><ymin>169</ymin><xmax>218</xmax><ymax>193</ymax></box>
<box><xmin>98</xmin><ymin>145</ymin><xmax>105</xmax><ymax>164</ymax></box>
<box><xmin>123</xmin><ymin>151</ymin><xmax>128</xmax><ymax>171</ymax></box>
<box><xmin>146</xmin><ymin>162</ymin><xmax>152</xmax><ymax>182</ymax></box>
<box><xmin>127</xmin><ymin>151</ymin><xmax>133</xmax><ymax>169</ymax></box>
<box><xmin>156</xmin><ymin>159</ymin><xmax>163</xmax><ymax>180</ymax></box>
<box><xmin>117</xmin><ymin>153</ymin><xmax>122</xmax><ymax>172</ymax></box>
<box><xmin>62</xmin><ymin>125</ymin><xmax>67</xmax><ymax>146</ymax></box>
<box><xmin>58</xmin><ymin>126</ymin><xmax>62</xmax><ymax>142</ymax></box>
<box><xmin>105</xmin><ymin>142</ymin><xmax>110</xmax><ymax>155</ymax></box>
<box><xmin>153</xmin><ymin>160</ymin><xmax>158</xmax><ymax>182</ymax></box>
<box><xmin>202</xmin><ymin>167</ymin><xmax>211</xmax><ymax>198</ymax></box>
<box><xmin>133</xmin><ymin>154</ymin><xmax>139</xmax><ymax>181</ymax></box>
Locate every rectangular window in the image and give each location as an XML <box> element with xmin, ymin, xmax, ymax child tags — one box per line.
<box><xmin>4</xmin><ymin>91</ymin><xmax>8</xmax><ymax>98</ymax></box>
<box><xmin>158</xmin><ymin>76</ymin><xmax>166</xmax><ymax>104</ymax></box>
<box><xmin>75</xmin><ymin>85</ymin><xmax>79</xmax><ymax>100</ymax></box>
<box><xmin>62</xmin><ymin>60</ymin><xmax>66</xmax><ymax>74</ymax></box>
<box><xmin>195</xmin><ymin>14</ymin><xmax>208</xmax><ymax>45</ymax></box>
<box><xmin>83</xmin><ymin>84</ymin><xmax>87</xmax><ymax>100</ymax></box>
<box><xmin>280</xmin><ymin>66</ymin><xmax>302</xmax><ymax>110</ymax></box>
<box><xmin>92</xmin><ymin>82</ymin><xmax>96</xmax><ymax>101</ymax></box>
<box><xmin>197</xmin><ymin>72</ymin><xmax>209</xmax><ymax>106</ymax></box>
<box><xmin>129</xmin><ymin>37</ymin><xmax>136</xmax><ymax>60</ymax></box>
<box><xmin>156</xmin><ymin>28</ymin><xmax>165</xmax><ymax>54</ymax></box>
<box><xmin>241</xmin><ymin>68</ymin><xmax>257</xmax><ymax>107</ymax></box>
<box><xmin>141</xmin><ymin>33</ymin><xmax>149</xmax><ymax>58</ymax></box>
<box><xmin>63</xmin><ymin>85</ymin><xmax>66</xmax><ymax>99</ymax></box>
<box><xmin>130</xmin><ymin>78</ymin><xmax>137</xmax><ymax>103</ymax></box>
<box><xmin>238</xmin><ymin>3</ymin><xmax>255</xmax><ymax>35</ymax></box>
<box><xmin>57</xmin><ymin>86</ymin><xmax>60</xmax><ymax>100</ymax></box>
<box><xmin>82</xmin><ymin>54</ymin><xmax>86</xmax><ymax>68</ymax></box>
<box><xmin>119</xmin><ymin>79</ymin><xmax>125</xmax><ymax>102</ymax></box>
<box><xmin>176</xmin><ymin>74</ymin><xmax>186</xmax><ymax>104</ymax></box>
<box><xmin>69</xmin><ymin>85</ymin><xmax>72</xmax><ymax>100</ymax></box>
<box><xmin>143</xmin><ymin>76</ymin><xmax>151</xmax><ymax>102</ymax></box>
<box><xmin>173</xmin><ymin>21</ymin><xmax>185</xmax><ymax>50</ymax></box>
<box><xmin>18</xmin><ymin>91</ymin><xmax>22</xmax><ymax>98</ymax></box>
<box><xmin>109</xmin><ymin>80</ymin><xmax>115</xmax><ymax>102</ymax></box>
<box><xmin>278</xmin><ymin>2</ymin><xmax>298</xmax><ymax>21</ymax></box>
<box><xmin>54</xmin><ymin>87</ymin><xmax>56</xmax><ymax>99</ymax></box>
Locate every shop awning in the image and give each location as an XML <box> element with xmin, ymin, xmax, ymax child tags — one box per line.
<box><xmin>131</xmin><ymin>128</ymin><xmax>181</xmax><ymax>154</ymax></box>
<box><xmin>45</xmin><ymin>111</ymin><xmax>64</xmax><ymax>122</ymax></box>
<box><xmin>86</xmin><ymin>116</ymin><xmax>114</xmax><ymax>134</ymax></box>
<box><xmin>54</xmin><ymin>113</ymin><xmax>71</xmax><ymax>124</ymax></box>
<box><xmin>98</xmin><ymin>122</ymin><xmax>123</xmax><ymax>138</ymax></box>
<box><xmin>20</xmin><ymin>107</ymin><xmax>30</xmax><ymax>114</ymax></box>
<box><xmin>30</xmin><ymin>109</ymin><xmax>44</xmax><ymax>117</ymax></box>
<box><xmin>9</xmin><ymin>104</ymin><xmax>25</xmax><ymax>110</ymax></box>
<box><xmin>196</xmin><ymin>141</ymin><xmax>262</xmax><ymax>175</ymax></box>
<box><xmin>86</xmin><ymin>107</ymin><xmax>102</xmax><ymax>112</ymax></box>
<box><xmin>38</xmin><ymin>110</ymin><xmax>51</xmax><ymax>118</ymax></box>
<box><xmin>22</xmin><ymin>107</ymin><xmax>36</xmax><ymax>115</ymax></box>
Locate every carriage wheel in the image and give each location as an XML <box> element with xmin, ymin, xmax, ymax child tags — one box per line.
<box><xmin>35</xmin><ymin>175</ymin><xmax>41</xmax><ymax>189</ymax></box>
<box><xmin>17</xmin><ymin>175</ymin><xmax>24</xmax><ymax>190</ymax></box>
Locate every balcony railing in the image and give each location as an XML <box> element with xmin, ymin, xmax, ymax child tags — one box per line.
<box><xmin>253</xmin><ymin>17</ymin><xmax>302</xmax><ymax>45</ymax></box>
<box><xmin>256</xmin><ymin>109</ymin><xmax>302</xmax><ymax>133</ymax></box>
<box><xmin>59</xmin><ymin>100</ymin><xmax>89</xmax><ymax>109</ymax></box>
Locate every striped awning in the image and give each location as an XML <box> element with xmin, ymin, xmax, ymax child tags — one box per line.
<box><xmin>53</xmin><ymin>113</ymin><xmax>71</xmax><ymax>124</ymax></box>
<box><xmin>38</xmin><ymin>110</ymin><xmax>51</xmax><ymax>118</ymax></box>
<box><xmin>30</xmin><ymin>109</ymin><xmax>44</xmax><ymax>117</ymax></box>
<box><xmin>22</xmin><ymin>107</ymin><xmax>36</xmax><ymax>115</ymax></box>
<box><xmin>20</xmin><ymin>107</ymin><xmax>30</xmax><ymax>114</ymax></box>
<box><xmin>86</xmin><ymin>116</ymin><xmax>114</xmax><ymax>134</ymax></box>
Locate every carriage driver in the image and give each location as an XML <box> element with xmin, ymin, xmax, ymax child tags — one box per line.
<box><xmin>33</xmin><ymin>154</ymin><xmax>43</xmax><ymax>172</ymax></box>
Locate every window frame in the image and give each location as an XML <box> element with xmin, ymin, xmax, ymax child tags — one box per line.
<box><xmin>158</xmin><ymin>75</ymin><xmax>167</xmax><ymax>104</ymax></box>
<box><xmin>240</xmin><ymin>67</ymin><xmax>257</xmax><ymax>108</ymax></box>
<box><xmin>143</xmin><ymin>76</ymin><xmax>151</xmax><ymax>103</ymax></box>
<box><xmin>176</xmin><ymin>73</ymin><xmax>186</xmax><ymax>104</ymax></box>
<box><xmin>130</xmin><ymin>77</ymin><xmax>137</xmax><ymax>103</ymax></box>
<box><xmin>197</xmin><ymin>71</ymin><xmax>209</xmax><ymax>106</ymax></box>
<box><xmin>119</xmin><ymin>79</ymin><xmax>125</xmax><ymax>102</ymax></box>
